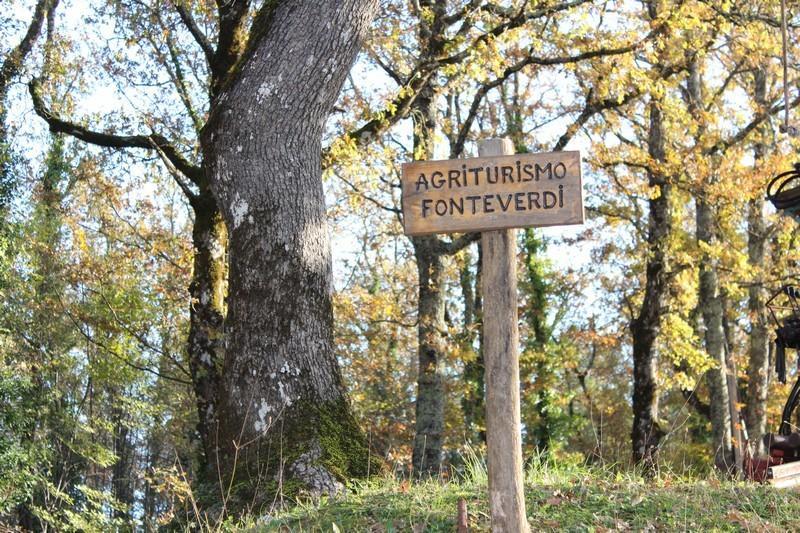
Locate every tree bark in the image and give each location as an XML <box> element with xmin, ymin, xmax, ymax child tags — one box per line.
<box><xmin>200</xmin><ymin>0</ymin><xmax>377</xmax><ymax>506</ymax></box>
<box><xmin>410</xmin><ymin>2</ymin><xmax>450</xmax><ymax>475</ymax></box>
<box><xmin>630</xmin><ymin>101</ymin><xmax>669</xmax><ymax>470</ymax></box>
<box><xmin>523</xmin><ymin>228</ymin><xmax>553</xmax><ymax>454</ymax></box>
<box><xmin>411</xmin><ymin>236</ymin><xmax>447</xmax><ymax>476</ymax></box>
<box><xmin>187</xmin><ymin>190</ymin><xmax>227</xmax><ymax>476</ymax></box>
<box><xmin>687</xmin><ymin>57</ymin><xmax>734</xmax><ymax>473</ymax></box>
<box><xmin>111</xmin><ymin>401</ymin><xmax>134</xmax><ymax>523</ymax></box>
<box><xmin>460</xmin><ymin>246</ymin><xmax>485</xmax><ymax>444</ymax></box>
<box><xmin>697</xmin><ymin>197</ymin><xmax>734</xmax><ymax>472</ymax></box>
<box><xmin>744</xmin><ymin>67</ymin><xmax>770</xmax><ymax>455</ymax></box>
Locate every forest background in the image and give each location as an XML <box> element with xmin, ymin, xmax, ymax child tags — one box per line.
<box><xmin>3</xmin><ymin>0</ymin><xmax>800</xmax><ymax>529</ymax></box>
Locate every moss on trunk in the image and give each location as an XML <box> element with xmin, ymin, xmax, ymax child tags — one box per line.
<box><xmin>208</xmin><ymin>398</ymin><xmax>376</xmax><ymax>514</ymax></box>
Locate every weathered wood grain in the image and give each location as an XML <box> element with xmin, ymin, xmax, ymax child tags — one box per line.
<box><xmin>481</xmin><ymin>138</ymin><xmax>530</xmax><ymax>533</ymax></box>
<box><xmin>402</xmin><ymin>149</ymin><xmax>582</xmax><ymax>235</ymax></box>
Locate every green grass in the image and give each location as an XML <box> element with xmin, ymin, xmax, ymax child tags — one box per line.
<box><xmin>252</xmin><ymin>458</ymin><xmax>800</xmax><ymax>532</ymax></box>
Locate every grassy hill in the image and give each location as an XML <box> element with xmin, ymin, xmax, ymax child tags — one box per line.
<box><xmin>256</xmin><ymin>460</ymin><xmax>800</xmax><ymax>532</ymax></box>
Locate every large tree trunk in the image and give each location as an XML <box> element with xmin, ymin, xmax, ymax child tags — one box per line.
<box><xmin>200</xmin><ymin>0</ymin><xmax>377</xmax><ymax>507</ymax></box>
<box><xmin>630</xmin><ymin>101</ymin><xmax>669</xmax><ymax>470</ymax></box>
<box><xmin>744</xmin><ymin>67</ymin><xmax>770</xmax><ymax>455</ymax></box>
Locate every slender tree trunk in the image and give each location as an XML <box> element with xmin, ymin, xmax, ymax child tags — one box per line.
<box><xmin>408</xmin><ymin>85</ymin><xmax>447</xmax><ymax>478</ymax></box>
<box><xmin>186</xmin><ymin>190</ymin><xmax>226</xmax><ymax>478</ymax></box>
<box><xmin>200</xmin><ymin>0</ymin><xmax>377</xmax><ymax>506</ymax></box>
<box><xmin>522</xmin><ymin>229</ymin><xmax>553</xmax><ymax>454</ymax></box>
<box><xmin>744</xmin><ymin>67</ymin><xmax>770</xmax><ymax>455</ymax></box>
<box><xmin>111</xmin><ymin>401</ymin><xmax>134</xmax><ymax>524</ymax></box>
<box><xmin>407</xmin><ymin>0</ymin><xmax>486</xmax><ymax>476</ymax></box>
<box><xmin>142</xmin><ymin>439</ymin><xmax>160</xmax><ymax>531</ymax></box>
<box><xmin>630</xmin><ymin>101</ymin><xmax>669</xmax><ymax>470</ymax></box>
<box><xmin>460</xmin><ymin>247</ymin><xmax>485</xmax><ymax>444</ymax></box>
<box><xmin>410</xmin><ymin>4</ymin><xmax>449</xmax><ymax>473</ymax></box>
<box><xmin>15</xmin><ymin>134</ymin><xmax>69</xmax><ymax>531</ymax></box>
<box><xmin>502</xmin><ymin>82</ymin><xmax>555</xmax><ymax>454</ymax></box>
<box><xmin>697</xmin><ymin>198</ymin><xmax>734</xmax><ymax>471</ymax></box>
<box><xmin>411</xmin><ymin>236</ymin><xmax>447</xmax><ymax>475</ymax></box>
<box><xmin>686</xmin><ymin>57</ymin><xmax>734</xmax><ymax>472</ymax></box>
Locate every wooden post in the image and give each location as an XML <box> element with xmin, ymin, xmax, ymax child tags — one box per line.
<box><xmin>457</xmin><ymin>498</ymin><xmax>469</xmax><ymax>532</ymax></box>
<box><xmin>479</xmin><ymin>138</ymin><xmax>530</xmax><ymax>533</ymax></box>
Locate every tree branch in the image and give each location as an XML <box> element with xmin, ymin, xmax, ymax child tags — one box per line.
<box><xmin>441</xmin><ymin>0</ymin><xmax>483</xmax><ymax>26</ymax></box>
<box><xmin>171</xmin><ymin>1</ymin><xmax>215</xmax><ymax>68</ymax></box>
<box><xmin>554</xmin><ymin>89</ymin><xmax>642</xmax><ymax>150</ymax></box>
<box><xmin>436</xmin><ymin>232</ymin><xmax>481</xmax><ymax>255</ymax></box>
<box><xmin>366</xmin><ymin>48</ymin><xmax>404</xmax><ymax>85</ymax></box>
<box><xmin>337</xmin><ymin>173</ymin><xmax>401</xmax><ymax>214</ymax></box>
<box><xmin>322</xmin><ymin>70</ymin><xmax>436</xmax><ymax>168</ymax></box>
<box><xmin>435</xmin><ymin>0</ymin><xmax>594</xmax><ymax>68</ymax></box>
<box><xmin>327</xmin><ymin>0</ymin><xmax>602</xmax><ymax>168</ymax></box>
<box><xmin>451</xmin><ymin>55</ymin><xmax>536</xmax><ymax>158</ymax></box>
<box><xmin>65</xmin><ymin>307</ymin><xmax>192</xmax><ymax>386</ymax></box>
<box><xmin>29</xmin><ymin>78</ymin><xmax>203</xmax><ymax>185</ymax></box>
<box><xmin>210</xmin><ymin>0</ymin><xmax>253</xmax><ymax>95</ymax></box>
<box><xmin>0</xmin><ymin>0</ymin><xmax>53</xmax><ymax>90</ymax></box>
<box><xmin>682</xmin><ymin>387</ymin><xmax>711</xmax><ymax>419</ymax></box>
<box><xmin>706</xmin><ymin>90</ymin><xmax>800</xmax><ymax>156</ymax></box>
<box><xmin>162</xmin><ymin>21</ymin><xmax>204</xmax><ymax>134</ymax></box>
<box><xmin>453</xmin><ymin>43</ymin><xmax>644</xmax><ymax>157</ymax></box>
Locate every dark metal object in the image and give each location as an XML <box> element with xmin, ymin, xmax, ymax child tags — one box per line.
<box><xmin>767</xmin><ymin>163</ymin><xmax>800</xmax><ymax>217</ymax></box>
<box><xmin>767</xmin><ymin>286</ymin><xmax>800</xmax><ymax>436</ymax></box>
<box><xmin>745</xmin><ymin>285</ymin><xmax>800</xmax><ymax>482</ymax></box>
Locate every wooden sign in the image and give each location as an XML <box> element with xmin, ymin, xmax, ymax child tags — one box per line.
<box><xmin>401</xmin><ymin>151</ymin><xmax>583</xmax><ymax>236</ymax></box>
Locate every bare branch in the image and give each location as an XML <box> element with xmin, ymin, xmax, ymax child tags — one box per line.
<box><xmin>29</xmin><ymin>78</ymin><xmax>204</xmax><ymax>186</ymax></box>
<box><xmin>554</xmin><ymin>89</ymin><xmax>642</xmax><ymax>150</ymax></box>
<box><xmin>439</xmin><ymin>232</ymin><xmax>481</xmax><ymax>255</ymax></box>
<box><xmin>706</xmin><ymin>90</ymin><xmax>800</xmax><ymax>155</ymax></box>
<box><xmin>337</xmin><ymin>173</ymin><xmax>401</xmax><ymax>214</ymax></box>
<box><xmin>162</xmin><ymin>21</ymin><xmax>205</xmax><ymax>134</ymax></box>
<box><xmin>171</xmin><ymin>1</ymin><xmax>215</xmax><ymax>67</ymax></box>
<box><xmin>451</xmin><ymin>54</ymin><xmax>536</xmax><ymax>158</ymax></box>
